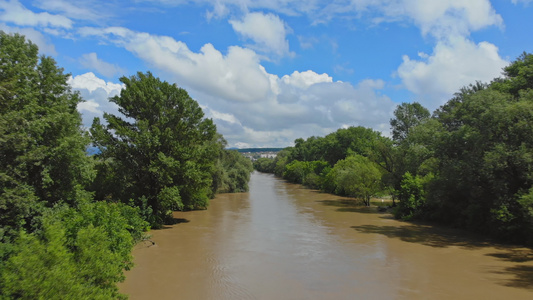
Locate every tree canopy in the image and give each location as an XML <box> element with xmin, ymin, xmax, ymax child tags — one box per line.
<box><xmin>0</xmin><ymin>31</ymin><xmax>148</xmax><ymax>299</ymax></box>
<box><xmin>91</xmin><ymin>72</ymin><xmax>221</xmax><ymax>227</ymax></box>
<box><xmin>0</xmin><ymin>32</ymin><xmax>93</xmax><ymax>236</ymax></box>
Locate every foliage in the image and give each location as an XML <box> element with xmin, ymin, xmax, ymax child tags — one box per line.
<box><xmin>395</xmin><ymin>172</ymin><xmax>433</xmax><ymax>220</ymax></box>
<box><xmin>390</xmin><ymin>53</ymin><xmax>533</xmax><ymax>244</ymax></box>
<box><xmin>284</xmin><ymin>126</ymin><xmax>385</xmax><ymax>166</ymax></box>
<box><xmin>0</xmin><ymin>201</ymin><xmax>147</xmax><ymax>299</ymax></box>
<box><xmin>282</xmin><ymin>160</ymin><xmax>330</xmax><ymax>187</ymax></box>
<box><xmin>90</xmin><ymin>72</ymin><xmax>220</xmax><ymax>227</ymax></box>
<box><xmin>390</xmin><ymin>102</ymin><xmax>430</xmax><ymax>144</ymax></box>
<box><xmin>326</xmin><ymin>155</ymin><xmax>382</xmax><ymax>206</ymax></box>
<box><xmin>492</xmin><ymin>52</ymin><xmax>533</xmax><ymax>97</ymax></box>
<box><xmin>283</xmin><ymin>160</ymin><xmax>309</xmax><ymax>184</ymax></box>
<box><xmin>428</xmin><ymin>87</ymin><xmax>533</xmax><ymax>237</ymax></box>
<box><xmin>254</xmin><ymin>157</ymin><xmax>276</xmax><ymax>173</ymax></box>
<box><xmin>0</xmin><ymin>32</ymin><xmax>94</xmax><ymax>237</ymax></box>
<box><xmin>213</xmin><ymin>150</ymin><xmax>253</xmax><ymax>193</ymax></box>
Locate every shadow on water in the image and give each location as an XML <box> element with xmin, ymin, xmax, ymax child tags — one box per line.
<box><xmin>486</xmin><ymin>249</ymin><xmax>533</xmax><ymax>263</ymax></box>
<box><xmin>351</xmin><ymin>223</ymin><xmax>533</xmax><ymax>290</ymax></box>
<box><xmin>487</xmin><ymin>249</ymin><xmax>533</xmax><ymax>290</ymax></box>
<box><xmin>159</xmin><ymin>218</ymin><xmax>190</xmax><ymax>230</ymax></box>
<box><xmin>317</xmin><ymin>199</ymin><xmax>393</xmax><ymax>215</ymax></box>
<box><xmin>492</xmin><ymin>265</ymin><xmax>533</xmax><ymax>289</ymax></box>
<box><xmin>351</xmin><ymin>223</ymin><xmax>494</xmax><ymax>249</ymax></box>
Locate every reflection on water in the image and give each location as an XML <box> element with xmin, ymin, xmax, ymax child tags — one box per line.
<box><xmin>120</xmin><ymin>172</ymin><xmax>533</xmax><ymax>299</ymax></box>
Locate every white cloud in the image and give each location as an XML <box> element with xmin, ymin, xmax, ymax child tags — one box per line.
<box><xmin>198</xmin><ymin>73</ymin><xmax>394</xmax><ymax>147</ymax></box>
<box><xmin>397</xmin><ymin>36</ymin><xmax>509</xmax><ymax>108</ymax></box>
<box><xmin>0</xmin><ymin>0</ymin><xmax>73</xmax><ymax>28</ymax></box>
<box><xmin>79</xmin><ymin>52</ymin><xmax>126</xmax><ymax>78</ymax></box>
<box><xmin>77</xmin><ymin>27</ymin><xmax>395</xmax><ymax>147</ymax></box>
<box><xmin>0</xmin><ymin>23</ymin><xmax>56</xmax><ymax>54</ymax></box>
<box><xmin>281</xmin><ymin>70</ymin><xmax>332</xmax><ymax>89</ymax></box>
<box><xmin>229</xmin><ymin>12</ymin><xmax>293</xmax><ymax>58</ymax></box>
<box><xmin>68</xmin><ymin>72</ymin><xmax>123</xmax><ymax>94</ymax></box>
<box><xmin>511</xmin><ymin>0</ymin><xmax>533</xmax><ymax>5</ymax></box>
<box><xmin>206</xmin><ymin>0</ymin><xmax>231</xmax><ymax>21</ymax></box>
<box><xmin>148</xmin><ymin>0</ymin><xmax>320</xmax><ymax>18</ymax></box>
<box><xmin>79</xmin><ymin>26</ymin><xmax>272</xmax><ymax>103</ymax></box>
<box><xmin>33</xmin><ymin>0</ymin><xmax>108</xmax><ymax>22</ymax></box>
<box><xmin>152</xmin><ymin>0</ymin><xmax>502</xmax><ymax>39</ymax></box>
<box><xmin>68</xmin><ymin>72</ymin><xmax>123</xmax><ymax>127</ymax></box>
<box><xmin>297</xmin><ymin>35</ymin><xmax>318</xmax><ymax>49</ymax></box>
<box><xmin>385</xmin><ymin>0</ymin><xmax>503</xmax><ymax>38</ymax></box>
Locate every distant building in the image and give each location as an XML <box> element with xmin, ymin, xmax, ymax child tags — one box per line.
<box><xmin>241</xmin><ymin>151</ymin><xmax>278</xmax><ymax>161</ymax></box>
<box><xmin>260</xmin><ymin>152</ymin><xmax>277</xmax><ymax>159</ymax></box>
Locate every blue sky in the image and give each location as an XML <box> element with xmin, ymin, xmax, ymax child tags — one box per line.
<box><xmin>1</xmin><ymin>0</ymin><xmax>532</xmax><ymax>148</ymax></box>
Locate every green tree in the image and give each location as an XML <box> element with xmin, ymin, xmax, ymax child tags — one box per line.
<box><xmin>1</xmin><ymin>202</ymin><xmax>147</xmax><ymax>299</ymax></box>
<box><xmin>90</xmin><ymin>71</ymin><xmax>219</xmax><ymax>227</ymax></box>
<box><xmin>390</xmin><ymin>102</ymin><xmax>430</xmax><ymax>144</ymax></box>
<box><xmin>254</xmin><ymin>157</ymin><xmax>276</xmax><ymax>173</ymax></box>
<box><xmin>327</xmin><ymin>155</ymin><xmax>382</xmax><ymax>206</ymax></box>
<box><xmin>0</xmin><ymin>32</ymin><xmax>93</xmax><ymax>237</ymax></box>
<box><xmin>283</xmin><ymin>160</ymin><xmax>309</xmax><ymax>184</ymax></box>
<box><xmin>395</xmin><ymin>172</ymin><xmax>433</xmax><ymax>220</ymax></box>
<box><xmin>492</xmin><ymin>52</ymin><xmax>533</xmax><ymax>97</ymax></box>
<box><xmin>213</xmin><ymin>149</ymin><xmax>253</xmax><ymax>193</ymax></box>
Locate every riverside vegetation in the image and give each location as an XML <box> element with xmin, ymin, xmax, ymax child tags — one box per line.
<box><xmin>255</xmin><ymin>52</ymin><xmax>533</xmax><ymax>247</ymax></box>
<box><xmin>1</xmin><ymin>30</ymin><xmax>533</xmax><ymax>298</ymax></box>
<box><xmin>0</xmin><ymin>32</ymin><xmax>252</xmax><ymax>299</ymax></box>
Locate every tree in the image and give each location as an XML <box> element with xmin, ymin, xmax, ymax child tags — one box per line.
<box><xmin>213</xmin><ymin>149</ymin><xmax>253</xmax><ymax>193</ymax></box>
<box><xmin>0</xmin><ymin>32</ymin><xmax>147</xmax><ymax>299</ymax></box>
<box><xmin>91</xmin><ymin>72</ymin><xmax>220</xmax><ymax>227</ymax></box>
<box><xmin>1</xmin><ymin>202</ymin><xmax>147</xmax><ymax>299</ymax></box>
<box><xmin>328</xmin><ymin>155</ymin><xmax>382</xmax><ymax>206</ymax></box>
<box><xmin>390</xmin><ymin>102</ymin><xmax>430</xmax><ymax>144</ymax></box>
<box><xmin>395</xmin><ymin>172</ymin><xmax>433</xmax><ymax>220</ymax></box>
<box><xmin>0</xmin><ymin>32</ymin><xmax>93</xmax><ymax>236</ymax></box>
<box><xmin>492</xmin><ymin>52</ymin><xmax>533</xmax><ymax>97</ymax></box>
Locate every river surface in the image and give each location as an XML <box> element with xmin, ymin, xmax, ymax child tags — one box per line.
<box><xmin>120</xmin><ymin>171</ymin><xmax>533</xmax><ymax>299</ymax></box>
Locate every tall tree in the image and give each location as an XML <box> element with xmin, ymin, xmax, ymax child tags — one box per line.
<box><xmin>390</xmin><ymin>102</ymin><xmax>430</xmax><ymax>144</ymax></box>
<box><xmin>0</xmin><ymin>32</ymin><xmax>93</xmax><ymax>236</ymax></box>
<box><xmin>91</xmin><ymin>72</ymin><xmax>220</xmax><ymax>227</ymax></box>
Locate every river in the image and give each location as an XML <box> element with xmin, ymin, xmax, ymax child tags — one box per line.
<box><xmin>119</xmin><ymin>171</ymin><xmax>533</xmax><ymax>299</ymax></box>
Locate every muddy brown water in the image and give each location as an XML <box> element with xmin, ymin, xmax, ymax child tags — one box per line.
<box><xmin>119</xmin><ymin>171</ymin><xmax>533</xmax><ymax>299</ymax></box>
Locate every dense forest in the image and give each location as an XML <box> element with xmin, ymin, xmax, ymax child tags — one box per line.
<box><xmin>255</xmin><ymin>53</ymin><xmax>533</xmax><ymax>246</ymax></box>
<box><xmin>0</xmin><ymin>32</ymin><xmax>252</xmax><ymax>299</ymax></box>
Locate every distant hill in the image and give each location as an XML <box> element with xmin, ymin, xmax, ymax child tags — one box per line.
<box><xmin>234</xmin><ymin>148</ymin><xmax>285</xmax><ymax>153</ymax></box>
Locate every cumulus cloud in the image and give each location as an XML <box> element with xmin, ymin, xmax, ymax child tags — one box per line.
<box><xmin>68</xmin><ymin>72</ymin><xmax>123</xmax><ymax>128</ymax></box>
<box><xmin>281</xmin><ymin>70</ymin><xmax>332</xmax><ymax>89</ymax></box>
<box><xmin>79</xmin><ymin>26</ymin><xmax>272</xmax><ymax>103</ymax></box>
<box><xmin>0</xmin><ymin>0</ymin><xmax>73</xmax><ymax>28</ymax></box>
<box><xmin>79</xmin><ymin>52</ymin><xmax>126</xmax><ymax>78</ymax></box>
<box><xmin>369</xmin><ymin>0</ymin><xmax>503</xmax><ymax>38</ymax></box>
<box><xmin>75</xmin><ymin>27</ymin><xmax>395</xmax><ymax>147</ymax></box>
<box><xmin>397</xmin><ymin>36</ymin><xmax>509</xmax><ymax>108</ymax></box>
<box><xmin>229</xmin><ymin>12</ymin><xmax>293</xmax><ymax>58</ymax></box>
<box><xmin>197</xmin><ymin>70</ymin><xmax>394</xmax><ymax>147</ymax></box>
